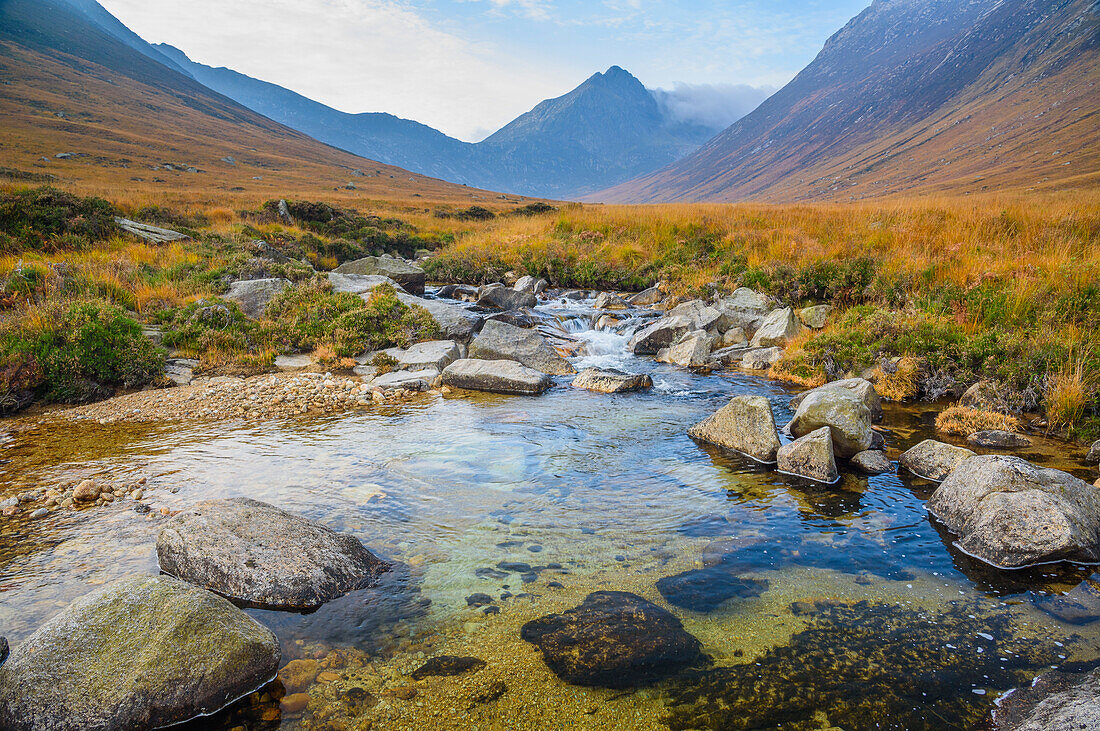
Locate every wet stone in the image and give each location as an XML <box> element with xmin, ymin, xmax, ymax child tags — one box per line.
<box><xmin>520</xmin><ymin>591</ymin><xmax>705</xmax><ymax>688</ymax></box>
<box><xmin>465</xmin><ymin>593</ymin><xmax>494</xmax><ymax>607</ymax></box>
<box><xmin>656</xmin><ymin>566</ymin><xmax>769</xmax><ymax>612</ymax></box>
<box><xmin>475</xmin><ymin>567</ymin><xmax>508</xmax><ymax>580</ymax></box>
<box><xmin>497</xmin><ymin>561</ymin><xmax>533</xmax><ymax>573</ymax></box>
<box><xmin>342</xmin><ymin>687</ymin><xmax>378</xmax><ymax>715</ymax></box>
<box><xmin>483</xmin><ymin>605</ymin><xmax>500</xmax><ymax>615</ymax></box>
<box><xmin>410</xmin><ymin>655</ymin><xmax>487</xmax><ymax>680</ymax></box>
<box><xmin>470</xmin><ymin>680</ymin><xmax>508</xmax><ymax>706</ymax></box>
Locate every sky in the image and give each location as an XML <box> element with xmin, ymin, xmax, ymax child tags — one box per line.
<box><xmin>96</xmin><ymin>0</ymin><xmax>872</xmax><ymax>142</ymax></box>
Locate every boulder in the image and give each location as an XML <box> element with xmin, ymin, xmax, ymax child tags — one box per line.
<box><xmin>715</xmin><ymin>326</ymin><xmax>747</xmax><ymax>349</ymax></box>
<box><xmin>485</xmin><ymin>310</ymin><xmax>539</xmax><ymax>328</ymax></box>
<box><xmin>396</xmin><ymin>293</ymin><xmax>482</xmax><ymax>342</ymax></box>
<box><xmin>0</xmin><ymin>636</ymin><xmax>6</xmax><ymax>666</ymax></box>
<box><xmin>157</xmin><ymin>498</ymin><xmax>389</xmax><ymax>610</ymax></box>
<box><xmin>534</xmin><ymin>278</ymin><xmax>549</xmax><ymax>295</ymax></box>
<box><xmin>668</xmin><ymin>300</ymin><xmax>726</xmax><ymax>332</ymax></box>
<box><xmin>572</xmin><ymin>368</ymin><xmax>652</xmax><ymax>393</ymax></box>
<box><xmin>441</xmin><ymin>359</ymin><xmax>553</xmax><ymax>395</ymax></box>
<box><xmin>959</xmin><ymin>380</ymin><xmax>1001</xmax><ymax>411</ymax></box>
<box><xmin>688</xmin><ymin>394</ymin><xmax>782</xmax><ymax>463</ymax></box>
<box><xmin>513</xmin><ymin>275</ymin><xmax>538</xmax><ymax>294</ymax></box>
<box><xmin>850</xmin><ymin>450</ymin><xmax>892</xmax><ymax>475</ymax></box>
<box><xmin>788</xmin><ymin>389</ymin><xmax>873</xmax><ymax>458</ymax></box>
<box><xmin>777</xmin><ymin>427</ymin><xmax>839</xmax><ymax>483</ymax></box>
<box><xmin>656</xmin><ymin>330</ymin><xmax>714</xmax><ymax>368</ymax></box>
<box><xmin>927</xmin><ymin>455</ymin><xmax>1100</xmax><ymax>567</ymax></box>
<box><xmin>477</xmin><ymin>283</ymin><xmax>537</xmax><ymax>311</ymax></box>
<box><xmin>1034</xmin><ymin>573</ymin><xmax>1100</xmax><ymax>625</ymax></box>
<box><xmin>790</xmin><ymin>378</ymin><xmax>883</xmax><ymax>423</ymax></box>
<box><xmin>627</xmin><ymin>287</ymin><xmax>662</xmax><ymax>306</ymax></box>
<box><xmin>380</xmin><ymin>340</ymin><xmax>460</xmax><ymax>371</ymax></box>
<box><xmin>1086</xmin><ymin>440</ymin><xmax>1100</xmax><ymax>463</ymax></box>
<box><xmin>967</xmin><ymin>430</ymin><xmax>1032</xmax><ymax>449</ymax></box>
<box><xmin>436</xmin><ymin>283</ymin><xmax>480</xmax><ymax>302</ymax></box>
<box><xmin>750</xmin><ymin>307</ymin><xmax>802</xmax><ymax>348</ymax></box>
<box><xmin>595</xmin><ymin>314</ymin><xmax>621</xmax><ymax>331</ymax></box>
<box><xmin>711</xmin><ymin>345</ymin><xmax>750</xmax><ymax>366</ymax></box>
<box><xmin>328</xmin><ymin>272</ymin><xmax>404</xmax><ymax>295</ymax></box>
<box><xmin>741</xmin><ymin>346</ymin><xmax>783</xmax><ymax>370</ymax></box>
<box><xmin>594</xmin><ymin>292</ymin><xmax>630</xmax><ymax>310</ymax></box>
<box><xmin>629</xmin><ymin>315</ymin><xmax>693</xmax><ymax>354</ymax></box>
<box><xmin>468</xmin><ymin>320</ymin><xmax>575</xmax><ymax>375</ymax></box>
<box><xmin>225</xmin><ymin>278</ymin><xmax>291</xmax><ymax>319</ymax></box>
<box><xmin>334</xmin><ymin>256</ymin><xmax>425</xmax><ymax>294</ymax></box>
<box><xmin>0</xmin><ymin>575</ymin><xmax>279</xmax><ymax>731</ymax></box>
<box><xmin>520</xmin><ymin>591</ymin><xmax>703</xmax><ymax>687</ymax></box>
<box><xmin>993</xmin><ymin>666</ymin><xmax>1100</xmax><ymax>731</ymax></box>
<box><xmin>715</xmin><ymin>289</ymin><xmax>769</xmax><ymax>333</ymax></box>
<box><xmin>368</xmin><ymin>369</ymin><xmax>438</xmax><ymax>392</ymax></box>
<box><xmin>798</xmin><ymin>304</ymin><xmax>832</xmax><ymax>330</ymax></box>
<box><xmin>898</xmin><ymin>439</ymin><xmax>976</xmax><ymax>481</ymax></box>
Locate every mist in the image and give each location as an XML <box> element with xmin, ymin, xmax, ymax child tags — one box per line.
<box><xmin>652</xmin><ymin>82</ymin><xmax>775</xmax><ymax>131</ymax></box>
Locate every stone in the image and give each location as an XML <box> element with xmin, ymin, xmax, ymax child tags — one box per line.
<box><xmin>113</xmin><ymin>217</ymin><xmax>189</xmax><ymax>244</ymax></box>
<box><xmin>798</xmin><ymin>304</ymin><xmax>832</xmax><ymax>329</ymax></box>
<box><xmin>224</xmin><ymin>277</ymin><xmax>291</xmax><ymax>319</ymax></box>
<box><xmin>410</xmin><ymin>656</ymin><xmax>486</xmax><ymax>680</ymax></box>
<box><xmin>594</xmin><ymin>292</ymin><xmax>630</xmax><ymax>310</ymax></box>
<box><xmin>668</xmin><ymin>300</ymin><xmax>726</xmax><ymax>332</ymax></box>
<box><xmin>468</xmin><ymin>320</ymin><xmax>574</xmax><ymax>375</ymax></box>
<box><xmin>688</xmin><ymin>394</ymin><xmax>782</xmax><ymax>463</ymax></box>
<box><xmin>750</xmin><ymin>307</ymin><xmax>802</xmax><ymax>347</ymax></box>
<box><xmin>1085</xmin><ymin>440</ymin><xmax>1100</xmax><ymax>463</ymax></box>
<box><xmin>595</xmin><ymin>314</ymin><xmax>621</xmax><ymax>331</ymax></box>
<box><xmin>656</xmin><ymin>329</ymin><xmax>714</xmax><ymax>368</ymax></box>
<box><xmin>368</xmin><ymin>369</ymin><xmax>438</xmax><ymax>392</ymax></box>
<box><xmin>275</xmin><ymin>354</ymin><xmax>312</xmax><ymax>370</ymax></box>
<box><xmin>715</xmin><ymin>326</ymin><xmax>747</xmax><ymax>349</ymax></box>
<box><xmin>655</xmin><ymin>566</ymin><xmax>768</xmax><ymax>612</ymax></box>
<box><xmin>0</xmin><ymin>575</ymin><xmax>279</xmax><ymax>731</ymax></box>
<box><xmin>379</xmin><ymin>340</ymin><xmax>460</xmax><ymax>371</ymax></box>
<box><xmin>789</xmin><ymin>378</ymin><xmax>883</xmax><ymax>423</ymax></box>
<box><xmin>627</xmin><ymin>287</ymin><xmax>662</xmax><ymax>306</ymax></box>
<box><xmin>397</xmin><ymin>293</ymin><xmax>482</xmax><ymax>342</ymax></box>
<box><xmin>850</xmin><ymin>450</ymin><xmax>892</xmax><ymax>475</ymax></box>
<box><xmin>928</xmin><ymin>455</ymin><xmax>1100</xmax><ymax>568</ymax></box>
<box><xmin>715</xmin><ymin>289</ymin><xmax>769</xmax><ymax>332</ymax></box>
<box><xmin>992</xmin><ymin>666</ymin><xmax>1100</xmax><ymax>731</ymax></box>
<box><xmin>788</xmin><ymin>389</ymin><xmax>873</xmax><ymax>458</ymax></box>
<box><xmin>157</xmin><ymin>498</ymin><xmax>389</xmax><ymax>610</ymax></box>
<box><xmin>164</xmin><ymin>358</ymin><xmax>196</xmax><ymax>386</ymax></box>
<box><xmin>280</xmin><ymin>693</ymin><xmax>310</xmax><ymax>714</ymax></box>
<box><xmin>333</xmin><ymin>256</ymin><xmax>425</xmax><ymax>294</ymax></box>
<box><xmin>571</xmin><ymin>368</ymin><xmax>652</xmax><ymax>393</ymax></box>
<box><xmin>278</xmin><ymin>658</ymin><xmax>321</xmax><ymax>694</ymax></box>
<box><xmin>777</xmin><ymin>427</ymin><xmax>839</xmax><ymax>483</ymax></box>
<box><xmin>1034</xmin><ymin>573</ymin><xmax>1100</xmax><ymax>625</ymax></box>
<box><xmin>477</xmin><ymin>283</ymin><xmax>536</xmax><ymax>311</ymax></box>
<box><xmin>441</xmin><ymin>359</ymin><xmax>553</xmax><ymax>395</ymax></box>
<box><xmin>0</xmin><ymin>637</ymin><xmax>6</xmax><ymax>666</ymax></box>
<box><xmin>513</xmin><ymin>275</ymin><xmax>538</xmax><ymax>294</ymax></box>
<box><xmin>629</xmin><ymin>315</ymin><xmax>694</xmax><ymax>354</ymax></box>
<box><xmin>520</xmin><ymin>591</ymin><xmax>704</xmax><ymax>688</ymax></box>
<box><xmin>741</xmin><ymin>346</ymin><xmax>784</xmax><ymax>370</ymax></box>
<box><xmin>967</xmin><ymin>430</ymin><xmax>1032</xmax><ymax>448</ymax></box>
<box><xmin>466</xmin><ymin>593</ymin><xmax>494</xmax><ymax>607</ymax></box>
<box><xmin>711</xmin><ymin>344</ymin><xmax>750</xmax><ymax>365</ymax></box>
<box><xmin>959</xmin><ymin>380</ymin><xmax>1002</xmax><ymax>411</ymax></box>
<box><xmin>327</xmin><ymin>272</ymin><xmax>404</xmax><ymax>295</ymax></box>
<box><xmin>899</xmin><ymin>439</ymin><xmax>976</xmax><ymax>481</ymax></box>
<box><xmin>73</xmin><ymin>480</ymin><xmax>100</xmax><ymax>502</ymax></box>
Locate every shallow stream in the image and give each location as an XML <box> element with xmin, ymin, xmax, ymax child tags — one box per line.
<box><xmin>1</xmin><ymin>292</ymin><xmax>1098</xmax><ymax>730</ymax></box>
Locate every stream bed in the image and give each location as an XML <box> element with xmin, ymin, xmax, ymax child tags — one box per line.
<box><xmin>1</xmin><ymin>292</ymin><xmax>1098</xmax><ymax>730</ymax></box>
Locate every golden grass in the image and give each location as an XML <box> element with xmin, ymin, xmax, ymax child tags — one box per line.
<box><xmin>871</xmin><ymin>357</ymin><xmax>922</xmax><ymax>402</ymax></box>
<box><xmin>935</xmin><ymin>407</ymin><xmax>1022</xmax><ymax>436</ymax></box>
<box><xmin>1046</xmin><ymin>348</ymin><xmax>1098</xmax><ymax>429</ymax></box>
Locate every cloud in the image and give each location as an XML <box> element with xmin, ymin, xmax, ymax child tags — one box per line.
<box><xmin>652</xmin><ymin>82</ymin><xmax>774</xmax><ymax>130</ymax></box>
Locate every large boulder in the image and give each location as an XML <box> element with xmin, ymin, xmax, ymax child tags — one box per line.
<box><xmin>441</xmin><ymin>359</ymin><xmax>553</xmax><ymax>395</ymax></box>
<box><xmin>225</xmin><ymin>278</ymin><xmax>291</xmax><ymax>319</ymax></box>
<box><xmin>777</xmin><ymin>427</ymin><xmax>839</xmax><ymax>483</ymax></box>
<box><xmin>928</xmin><ymin>455</ymin><xmax>1100</xmax><ymax>568</ymax></box>
<box><xmin>627</xmin><ymin>287</ymin><xmax>662</xmax><ymax>306</ymax></box>
<box><xmin>513</xmin><ymin>275</ymin><xmax>538</xmax><ymax>294</ymax></box>
<box><xmin>572</xmin><ymin>368</ymin><xmax>652</xmax><ymax>393</ymax></box>
<box><xmin>380</xmin><ymin>340</ymin><xmax>460</xmax><ymax>371</ymax></box>
<box><xmin>657</xmin><ymin>330</ymin><xmax>714</xmax><ymax>368</ymax></box>
<box><xmin>993</xmin><ymin>666</ymin><xmax>1100</xmax><ymax>731</ymax></box>
<box><xmin>0</xmin><ymin>575</ymin><xmax>279</xmax><ymax>731</ymax></box>
<box><xmin>798</xmin><ymin>304</ymin><xmax>832</xmax><ymax>330</ymax></box>
<box><xmin>741</xmin><ymin>346</ymin><xmax>783</xmax><ymax>370</ymax></box>
<box><xmin>520</xmin><ymin>591</ymin><xmax>703</xmax><ymax>687</ymax></box>
<box><xmin>750</xmin><ymin>307</ymin><xmax>802</xmax><ymax>347</ymax></box>
<box><xmin>328</xmin><ymin>272</ymin><xmax>405</xmax><ymax>295</ymax></box>
<box><xmin>396</xmin><ymin>293</ymin><xmax>482</xmax><ymax>342</ymax></box>
<box><xmin>157</xmin><ymin>498</ymin><xmax>389</xmax><ymax>610</ymax></box>
<box><xmin>668</xmin><ymin>300</ymin><xmax>726</xmax><ymax>332</ymax></box>
<box><xmin>790</xmin><ymin>378</ymin><xmax>883</xmax><ymax>423</ymax></box>
<box><xmin>715</xmin><ymin>288</ymin><xmax>770</xmax><ymax>332</ymax></box>
<box><xmin>629</xmin><ymin>315</ymin><xmax>693</xmax><ymax>354</ymax></box>
<box><xmin>788</xmin><ymin>389</ymin><xmax>873</xmax><ymax>458</ymax></box>
<box><xmin>899</xmin><ymin>439</ymin><xmax>976</xmax><ymax>481</ymax></box>
<box><xmin>468</xmin><ymin>320</ymin><xmax>575</xmax><ymax>375</ymax></box>
<box><xmin>477</xmin><ymin>283</ymin><xmax>537</xmax><ymax>311</ymax></box>
<box><xmin>594</xmin><ymin>292</ymin><xmax>630</xmax><ymax>310</ymax></box>
<box><xmin>334</xmin><ymin>256</ymin><xmax>425</xmax><ymax>294</ymax></box>
<box><xmin>688</xmin><ymin>394</ymin><xmax>782</xmax><ymax>463</ymax></box>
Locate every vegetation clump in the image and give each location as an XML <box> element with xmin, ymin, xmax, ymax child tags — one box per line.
<box><xmin>935</xmin><ymin>406</ymin><xmax>1022</xmax><ymax>436</ymax></box>
<box><xmin>0</xmin><ymin>187</ymin><xmax>118</xmax><ymax>252</ymax></box>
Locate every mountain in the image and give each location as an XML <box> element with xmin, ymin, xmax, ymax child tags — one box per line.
<box><xmin>0</xmin><ymin>0</ymin><xmax>490</xmax><ymax>204</ymax></box>
<box><xmin>154</xmin><ymin>48</ymin><xmax>725</xmax><ymax>199</ymax></box>
<box><xmin>597</xmin><ymin>0</ymin><xmax>1100</xmax><ymax>203</ymax></box>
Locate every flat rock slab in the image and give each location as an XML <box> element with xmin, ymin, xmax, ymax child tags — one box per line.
<box><xmin>656</xmin><ymin>566</ymin><xmax>768</xmax><ymax>612</ymax></box>
<box><xmin>381</xmin><ymin>340</ymin><xmax>460</xmax><ymax>371</ymax></box>
<box><xmin>0</xmin><ymin>575</ymin><xmax>279</xmax><ymax>731</ymax></box>
<box><xmin>397</xmin><ymin>293</ymin><xmax>482</xmax><ymax>343</ymax></box>
<box><xmin>571</xmin><ymin>368</ymin><xmax>652</xmax><ymax>393</ymax></box>
<box><xmin>689</xmin><ymin>394</ymin><xmax>781</xmax><ymax>463</ymax></box>
<box><xmin>114</xmin><ymin>216</ymin><xmax>189</xmax><ymax>243</ymax></box>
<box><xmin>442</xmin><ymin>359</ymin><xmax>553</xmax><ymax>395</ymax></box>
<box><xmin>369</xmin><ymin>368</ymin><xmax>439</xmax><ymax>392</ymax></box>
<box><xmin>157</xmin><ymin>498</ymin><xmax>389</xmax><ymax>610</ymax></box>
<box><xmin>520</xmin><ymin>591</ymin><xmax>704</xmax><ymax>688</ymax></box>
<box><xmin>327</xmin><ymin>272</ymin><xmax>404</xmax><ymax>295</ymax></box>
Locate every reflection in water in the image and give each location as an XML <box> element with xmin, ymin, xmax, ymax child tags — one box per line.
<box><xmin>1</xmin><ymin>294</ymin><xmax>1098</xmax><ymax>729</ymax></box>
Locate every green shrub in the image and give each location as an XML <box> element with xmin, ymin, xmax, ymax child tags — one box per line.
<box><xmin>0</xmin><ymin>187</ymin><xmax>118</xmax><ymax>251</ymax></box>
<box><xmin>156</xmin><ymin>298</ymin><xmax>262</xmax><ymax>356</ymax></box>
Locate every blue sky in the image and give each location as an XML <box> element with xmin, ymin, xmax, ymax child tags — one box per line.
<box><xmin>98</xmin><ymin>0</ymin><xmax>871</xmax><ymax>141</ymax></box>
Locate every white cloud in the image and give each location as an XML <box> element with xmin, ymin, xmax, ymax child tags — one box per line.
<box><xmin>96</xmin><ymin>0</ymin><xmax>571</xmax><ymax>141</ymax></box>
<box><xmin>652</xmin><ymin>82</ymin><xmax>774</xmax><ymax>130</ymax></box>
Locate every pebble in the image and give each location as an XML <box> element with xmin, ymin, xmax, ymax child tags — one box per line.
<box><xmin>30</xmin><ymin>508</ymin><xmax>48</xmax><ymax>518</ymax></box>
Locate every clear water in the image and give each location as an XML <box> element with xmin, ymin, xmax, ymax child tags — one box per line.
<box><xmin>1</xmin><ymin>293</ymin><xmax>1098</xmax><ymax>730</ymax></box>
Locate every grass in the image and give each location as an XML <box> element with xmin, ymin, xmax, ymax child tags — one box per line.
<box><xmin>935</xmin><ymin>407</ymin><xmax>1022</xmax><ymax>437</ymax></box>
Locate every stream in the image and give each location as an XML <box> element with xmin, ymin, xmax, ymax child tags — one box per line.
<box><xmin>1</xmin><ymin>290</ymin><xmax>1098</xmax><ymax>730</ymax></box>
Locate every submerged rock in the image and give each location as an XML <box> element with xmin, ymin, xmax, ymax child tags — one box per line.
<box><xmin>656</xmin><ymin>566</ymin><xmax>768</xmax><ymax>612</ymax></box>
<box><xmin>411</xmin><ymin>656</ymin><xmax>487</xmax><ymax>680</ymax></box>
<box><xmin>334</xmin><ymin>256</ymin><xmax>425</xmax><ymax>294</ymax></box>
<box><xmin>899</xmin><ymin>439</ymin><xmax>976</xmax><ymax>481</ymax></box>
<box><xmin>777</xmin><ymin>427</ymin><xmax>839</xmax><ymax>483</ymax></box>
<box><xmin>520</xmin><ymin>591</ymin><xmax>704</xmax><ymax>688</ymax></box>
<box><xmin>571</xmin><ymin>368</ymin><xmax>652</xmax><ymax>393</ymax></box>
<box><xmin>468</xmin><ymin>320</ymin><xmax>574</xmax><ymax>375</ymax></box>
<box><xmin>0</xmin><ymin>575</ymin><xmax>279</xmax><ymax>731</ymax></box>
<box><xmin>688</xmin><ymin>394</ymin><xmax>782</xmax><ymax>463</ymax></box>
<box><xmin>967</xmin><ymin>430</ymin><xmax>1032</xmax><ymax>448</ymax></box>
<box><xmin>1034</xmin><ymin>573</ymin><xmax>1100</xmax><ymax>625</ymax></box>
<box><xmin>157</xmin><ymin>498</ymin><xmax>389</xmax><ymax>610</ymax></box>
<box><xmin>928</xmin><ymin>455</ymin><xmax>1100</xmax><ymax>568</ymax></box>
<box><xmin>850</xmin><ymin>450</ymin><xmax>893</xmax><ymax>475</ymax></box>
<box><xmin>225</xmin><ymin>277</ymin><xmax>291</xmax><ymax>319</ymax></box>
<box><xmin>993</xmin><ymin>666</ymin><xmax>1100</xmax><ymax>731</ymax></box>
<box><xmin>441</xmin><ymin>359</ymin><xmax>553</xmax><ymax>395</ymax></box>
<box><xmin>788</xmin><ymin>389</ymin><xmax>873</xmax><ymax>458</ymax></box>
